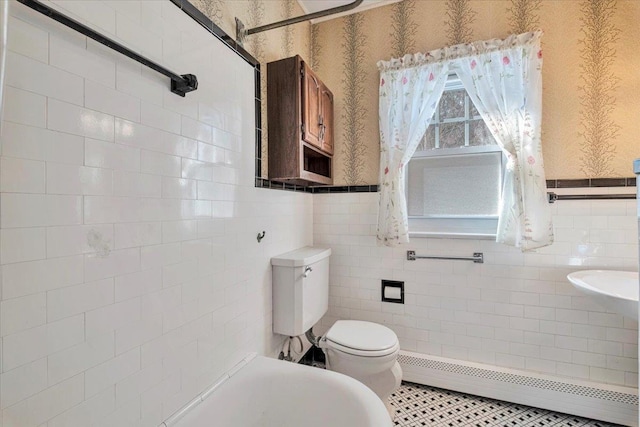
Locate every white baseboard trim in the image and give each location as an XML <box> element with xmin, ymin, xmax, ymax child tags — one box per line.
<box><xmin>398</xmin><ymin>350</ymin><xmax>638</xmax><ymax>427</ymax></box>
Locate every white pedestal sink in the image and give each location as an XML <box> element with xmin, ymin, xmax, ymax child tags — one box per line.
<box><xmin>567</xmin><ymin>270</ymin><xmax>639</xmax><ymax>320</ymax></box>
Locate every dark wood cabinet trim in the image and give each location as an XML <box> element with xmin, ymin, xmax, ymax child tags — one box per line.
<box><xmin>302</xmin><ymin>62</ymin><xmax>322</xmax><ymax>149</ymax></box>
<box><xmin>320</xmin><ymin>84</ymin><xmax>334</xmax><ymax>155</ymax></box>
<box><xmin>268</xmin><ymin>55</ymin><xmax>333</xmax><ymax>186</ymax></box>
<box><xmin>267</xmin><ymin>56</ymin><xmax>302</xmax><ymax>181</ymax></box>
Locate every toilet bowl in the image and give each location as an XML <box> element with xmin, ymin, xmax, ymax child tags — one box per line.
<box><xmin>319</xmin><ymin>320</ymin><xmax>402</xmax><ymax>415</ymax></box>
<box><xmin>271</xmin><ymin>247</ymin><xmax>403</xmax><ymax>418</ymax></box>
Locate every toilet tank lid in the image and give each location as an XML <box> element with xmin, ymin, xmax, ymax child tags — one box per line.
<box><xmin>271</xmin><ymin>247</ymin><xmax>332</xmax><ymax>267</ymax></box>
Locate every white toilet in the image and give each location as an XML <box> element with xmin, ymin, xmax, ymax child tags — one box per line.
<box><xmin>271</xmin><ymin>247</ymin><xmax>402</xmax><ymax>416</ymax></box>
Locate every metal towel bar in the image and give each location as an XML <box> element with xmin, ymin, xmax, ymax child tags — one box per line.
<box><xmin>547</xmin><ymin>192</ymin><xmax>636</xmax><ymax>203</ymax></box>
<box><xmin>17</xmin><ymin>0</ymin><xmax>198</xmax><ymax>97</ymax></box>
<box><xmin>407</xmin><ymin>251</ymin><xmax>484</xmax><ymax>264</ymax></box>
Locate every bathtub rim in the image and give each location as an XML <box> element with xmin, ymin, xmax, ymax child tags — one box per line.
<box><xmin>158</xmin><ymin>353</ymin><xmax>392</xmax><ymax>427</ymax></box>
<box><xmin>159</xmin><ymin>353</ymin><xmax>258</xmax><ymax>427</ymax></box>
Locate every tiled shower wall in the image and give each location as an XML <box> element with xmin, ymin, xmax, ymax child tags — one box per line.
<box><xmin>314</xmin><ymin>192</ymin><xmax>638</xmax><ymax>388</ymax></box>
<box><xmin>0</xmin><ymin>1</ymin><xmax>312</xmax><ymax>425</ymax></box>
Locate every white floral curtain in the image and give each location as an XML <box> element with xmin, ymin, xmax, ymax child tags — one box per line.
<box><xmin>454</xmin><ymin>31</ymin><xmax>553</xmax><ymax>250</ymax></box>
<box><xmin>376</xmin><ymin>58</ymin><xmax>449</xmax><ymax>246</ymax></box>
<box><xmin>376</xmin><ymin>31</ymin><xmax>553</xmax><ymax>250</ymax></box>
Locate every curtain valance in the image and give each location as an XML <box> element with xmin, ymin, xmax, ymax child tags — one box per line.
<box><xmin>377</xmin><ymin>30</ymin><xmax>542</xmax><ymax>71</ymax></box>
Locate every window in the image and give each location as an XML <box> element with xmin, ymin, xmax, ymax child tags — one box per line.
<box><xmin>406</xmin><ymin>75</ymin><xmax>504</xmax><ymax>237</ymax></box>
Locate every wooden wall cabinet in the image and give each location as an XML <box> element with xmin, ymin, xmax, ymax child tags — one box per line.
<box><xmin>268</xmin><ymin>55</ymin><xmax>334</xmax><ymax>185</ymax></box>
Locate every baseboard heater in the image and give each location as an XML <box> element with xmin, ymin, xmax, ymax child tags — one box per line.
<box><xmin>398</xmin><ymin>350</ymin><xmax>638</xmax><ymax>426</ymax></box>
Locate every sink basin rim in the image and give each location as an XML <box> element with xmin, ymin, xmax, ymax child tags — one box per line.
<box><xmin>567</xmin><ymin>270</ymin><xmax>638</xmax><ymax>302</ymax></box>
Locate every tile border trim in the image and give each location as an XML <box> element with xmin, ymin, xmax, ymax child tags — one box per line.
<box><xmin>254</xmin><ymin>177</ymin><xmax>636</xmax><ymax>195</ymax></box>
<box><xmin>546</xmin><ymin>177</ymin><xmax>636</xmax><ymax>188</ymax></box>
<box><xmin>255</xmin><ymin>178</ymin><xmax>380</xmax><ymax>194</ymax></box>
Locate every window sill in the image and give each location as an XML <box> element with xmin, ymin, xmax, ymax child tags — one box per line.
<box><xmin>409</xmin><ymin>231</ymin><xmax>496</xmax><ymax>240</ymax></box>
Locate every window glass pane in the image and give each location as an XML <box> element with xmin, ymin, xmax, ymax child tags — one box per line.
<box><xmin>407</xmin><ymin>152</ymin><xmax>501</xmax><ymax>217</ymax></box>
<box><xmin>408</xmin><ymin>80</ymin><xmax>503</xmax><ymax>234</ymax></box>
<box><xmin>439</xmin><ymin>122</ymin><xmax>465</xmax><ymax>148</ymax></box>
<box><xmin>469</xmin><ymin>98</ymin><xmax>480</xmax><ymax>118</ymax></box>
<box><xmin>439</xmin><ymin>89</ymin><xmax>465</xmax><ymax>119</ymax></box>
<box><xmin>407</xmin><ymin>160</ymin><xmax>424</xmax><ymax>216</ymax></box>
<box><xmin>469</xmin><ymin>120</ymin><xmax>496</xmax><ymax>146</ymax></box>
<box><xmin>416</xmin><ymin>125</ymin><xmax>436</xmax><ymax>151</ymax></box>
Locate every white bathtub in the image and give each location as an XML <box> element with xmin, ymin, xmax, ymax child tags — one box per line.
<box><xmin>163</xmin><ymin>355</ymin><xmax>392</xmax><ymax>427</ymax></box>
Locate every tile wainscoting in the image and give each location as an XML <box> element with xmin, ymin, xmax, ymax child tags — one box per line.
<box><xmin>314</xmin><ymin>191</ymin><xmax>638</xmax><ymax>388</ymax></box>
<box><xmin>0</xmin><ymin>1</ymin><xmax>312</xmax><ymax>425</ymax></box>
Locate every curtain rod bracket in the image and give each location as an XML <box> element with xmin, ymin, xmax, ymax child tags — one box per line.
<box><xmin>236</xmin><ymin>18</ymin><xmax>248</xmax><ymax>46</ymax></box>
<box><xmin>236</xmin><ymin>0</ymin><xmax>364</xmax><ymax>47</ymax></box>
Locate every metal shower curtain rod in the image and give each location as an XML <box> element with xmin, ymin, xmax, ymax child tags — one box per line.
<box><xmin>17</xmin><ymin>0</ymin><xmax>198</xmax><ymax>97</ymax></box>
<box><xmin>236</xmin><ymin>0</ymin><xmax>364</xmax><ymax>44</ymax></box>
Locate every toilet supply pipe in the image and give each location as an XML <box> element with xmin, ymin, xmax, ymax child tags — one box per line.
<box><xmin>278</xmin><ymin>336</ymin><xmax>304</xmax><ymax>361</ymax></box>
<box><xmin>305</xmin><ymin>328</ymin><xmax>321</xmax><ymax>347</ymax></box>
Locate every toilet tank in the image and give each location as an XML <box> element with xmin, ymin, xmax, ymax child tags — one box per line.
<box><xmin>271</xmin><ymin>247</ymin><xmax>331</xmax><ymax>336</ymax></box>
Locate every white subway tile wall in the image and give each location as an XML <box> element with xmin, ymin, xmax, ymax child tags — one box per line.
<box><xmin>0</xmin><ymin>1</ymin><xmax>312</xmax><ymax>425</ymax></box>
<box><xmin>314</xmin><ymin>192</ymin><xmax>638</xmax><ymax>387</ymax></box>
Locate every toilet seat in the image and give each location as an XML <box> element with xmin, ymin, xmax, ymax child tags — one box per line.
<box><xmin>325</xmin><ymin>339</ymin><xmax>400</xmax><ymax>358</ymax></box>
<box><xmin>324</xmin><ymin>320</ymin><xmax>399</xmax><ymax>357</ymax></box>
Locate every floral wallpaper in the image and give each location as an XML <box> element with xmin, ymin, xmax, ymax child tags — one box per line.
<box><xmin>310</xmin><ymin>24</ymin><xmax>322</xmax><ymax>72</ymax></box>
<box><xmin>281</xmin><ymin>0</ymin><xmax>295</xmax><ymax>57</ymax></box>
<box><xmin>194</xmin><ymin>0</ymin><xmax>223</xmax><ymax>27</ymax></box>
<box><xmin>445</xmin><ymin>0</ymin><xmax>477</xmax><ymax>45</ymax></box>
<box><xmin>578</xmin><ymin>0</ymin><xmax>620</xmax><ymax>177</ymax></box>
<box><xmin>340</xmin><ymin>14</ymin><xmax>369</xmax><ymax>185</ymax></box>
<box><xmin>246</xmin><ymin>0</ymin><xmax>266</xmax><ymax>62</ymax></box>
<box><xmin>193</xmin><ymin>0</ymin><xmax>639</xmax><ymax>183</ymax></box>
<box><xmin>390</xmin><ymin>0</ymin><xmax>417</xmax><ymax>58</ymax></box>
<box><xmin>315</xmin><ymin>0</ymin><xmax>640</xmax><ymax>183</ymax></box>
<box><xmin>507</xmin><ymin>0</ymin><xmax>542</xmax><ymax>34</ymax></box>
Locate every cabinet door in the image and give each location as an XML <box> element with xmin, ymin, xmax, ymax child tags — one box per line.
<box><xmin>301</xmin><ymin>62</ymin><xmax>322</xmax><ymax>149</ymax></box>
<box><xmin>320</xmin><ymin>84</ymin><xmax>334</xmax><ymax>155</ymax></box>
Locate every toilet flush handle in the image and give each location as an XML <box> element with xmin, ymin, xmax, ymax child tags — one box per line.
<box><xmin>303</xmin><ymin>266</ymin><xmax>313</xmax><ymax>278</ymax></box>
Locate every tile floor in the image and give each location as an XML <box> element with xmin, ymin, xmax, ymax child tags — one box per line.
<box><xmin>389</xmin><ymin>382</ymin><xmax>622</xmax><ymax>427</ymax></box>
<box><xmin>297</xmin><ymin>348</ymin><xmax>622</xmax><ymax>427</ymax></box>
